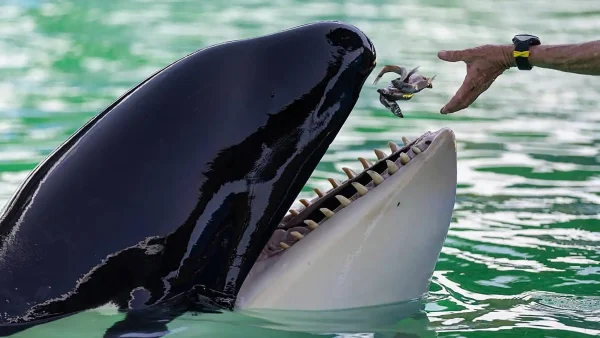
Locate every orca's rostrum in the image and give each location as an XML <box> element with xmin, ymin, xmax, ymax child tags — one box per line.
<box><xmin>0</xmin><ymin>21</ymin><xmax>377</xmax><ymax>335</ymax></box>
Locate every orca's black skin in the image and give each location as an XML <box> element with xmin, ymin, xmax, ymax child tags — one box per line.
<box><xmin>0</xmin><ymin>21</ymin><xmax>376</xmax><ymax>336</ymax></box>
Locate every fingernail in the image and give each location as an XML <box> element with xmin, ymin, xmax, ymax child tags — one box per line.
<box><xmin>438</xmin><ymin>51</ymin><xmax>447</xmax><ymax>59</ymax></box>
<box><xmin>440</xmin><ymin>107</ymin><xmax>447</xmax><ymax>114</ymax></box>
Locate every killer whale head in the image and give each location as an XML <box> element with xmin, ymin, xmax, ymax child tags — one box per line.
<box><xmin>0</xmin><ymin>21</ymin><xmax>377</xmax><ymax>335</ymax></box>
<box><xmin>0</xmin><ymin>19</ymin><xmax>457</xmax><ymax>337</ymax></box>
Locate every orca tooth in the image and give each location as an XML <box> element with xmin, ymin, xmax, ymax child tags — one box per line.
<box><xmin>327</xmin><ymin>178</ymin><xmax>341</xmax><ymax>189</ymax></box>
<box><xmin>386</xmin><ymin>160</ymin><xmax>399</xmax><ymax>174</ymax></box>
<box><xmin>320</xmin><ymin>208</ymin><xmax>334</xmax><ymax>218</ymax></box>
<box><xmin>367</xmin><ymin>170</ymin><xmax>384</xmax><ymax>185</ymax></box>
<box><xmin>402</xmin><ymin>136</ymin><xmax>410</xmax><ymax>145</ymax></box>
<box><xmin>299</xmin><ymin>199</ymin><xmax>310</xmax><ymax>207</ymax></box>
<box><xmin>358</xmin><ymin>157</ymin><xmax>373</xmax><ymax>169</ymax></box>
<box><xmin>304</xmin><ymin>220</ymin><xmax>319</xmax><ymax>230</ymax></box>
<box><xmin>352</xmin><ymin>182</ymin><xmax>369</xmax><ymax>196</ymax></box>
<box><xmin>388</xmin><ymin>141</ymin><xmax>400</xmax><ymax>153</ymax></box>
<box><xmin>313</xmin><ymin>188</ymin><xmax>325</xmax><ymax>198</ymax></box>
<box><xmin>374</xmin><ymin>149</ymin><xmax>387</xmax><ymax>160</ymax></box>
<box><xmin>412</xmin><ymin>146</ymin><xmax>421</xmax><ymax>154</ymax></box>
<box><xmin>335</xmin><ymin>195</ymin><xmax>352</xmax><ymax>207</ymax></box>
<box><xmin>400</xmin><ymin>152</ymin><xmax>410</xmax><ymax>165</ymax></box>
<box><xmin>342</xmin><ymin>167</ymin><xmax>357</xmax><ymax>179</ymax></box>
<box><xmin>290</xmin><ymin>231</ymin><xmax>304</xmax><ymax>240</ymax></box>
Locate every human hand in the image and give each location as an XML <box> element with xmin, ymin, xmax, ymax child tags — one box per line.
<box><xmin>438</xmin><ymin>44</ymin><xmax>515</xmax><ymax>114</ymax></box>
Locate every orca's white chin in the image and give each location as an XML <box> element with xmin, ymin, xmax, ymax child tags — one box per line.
<box><xmin>236</xmin><ymin>128</ymin><xmax>458</xmax><ymax>312</ymax></box>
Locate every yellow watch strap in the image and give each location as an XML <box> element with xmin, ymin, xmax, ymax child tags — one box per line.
<box><xmin>513</xmin><ymin>50</ymin><xmax>530</xmax><ymax>58</ymax></box>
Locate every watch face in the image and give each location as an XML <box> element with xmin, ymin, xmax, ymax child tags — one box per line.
<box><xmin>514</xmin><ymin>34</ymin><xmax>539</xmax><ymax>42</ymax></box>
<box><xmin>515</xmin><ymin>34</ymin><xmax>537</xmax><ymax>41</ymax></box>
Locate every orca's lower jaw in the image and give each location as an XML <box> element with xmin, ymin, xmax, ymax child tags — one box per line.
<box><xmin>260</xmin><ymin>128</ymin><xmax>455</xmax><ymax>259</ymax></box>
<box><xmin>236</xmin><ymin>128</ymin><xmax>457</xmax><ymax>311</ymax></box>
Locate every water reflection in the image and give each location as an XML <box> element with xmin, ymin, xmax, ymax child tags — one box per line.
<box><xmin>12</xmin><ymin>299</ymin><xmax>438</xmax><ymax>338</ymax></box>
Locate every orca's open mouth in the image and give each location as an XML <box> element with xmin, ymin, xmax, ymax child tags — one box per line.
<box><xmin>258</xmin><ymin>130</ymin><xmax>443</xmax><ymax>261</ymax></box>
<box><xmin>237</xmin><ymin>127</ymin><xmax>456</xmax><ymax>311</ymax></box>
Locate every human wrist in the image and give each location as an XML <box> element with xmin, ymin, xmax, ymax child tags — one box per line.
<box><xmin>527</xmin><ymin>44</ymin><xmax>545</xmax><ymax>68</ymax></box>
<box><xmin>502</xmin><ymin>44</ymin><xmax>517</xmax><ymax>68</ymax></box>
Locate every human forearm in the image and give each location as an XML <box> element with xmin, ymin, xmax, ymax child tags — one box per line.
<box><xmin>437</xmin><ymin>39</ymin><xmax>600</xmax><ymax>114</ymax></box>
<box><xmin>504</xmin><ymin>40</ymin><xmax>600</xmax><ymax>75</ymax></box>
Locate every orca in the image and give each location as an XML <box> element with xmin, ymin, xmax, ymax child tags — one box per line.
<box><xmin>0</xmin><ymin>21</ymin><xmax>377</xmax><ymax>336</ymax></box>
<box><xmin>0</xmin><ymin>20</ymin><xmax>458</xmax><ymax>338</ymax></box>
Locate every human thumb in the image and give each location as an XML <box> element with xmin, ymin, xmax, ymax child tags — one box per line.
<box><xmin>438</xmin><ymin>50</ymin><xmax>466</xmax><ymax>62</ymax></box>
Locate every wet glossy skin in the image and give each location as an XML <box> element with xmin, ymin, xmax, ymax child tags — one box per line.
<box><xmin>0</xmin><ymin>21</ymin><xmax>376</xmax><ymax>335</ymax></box>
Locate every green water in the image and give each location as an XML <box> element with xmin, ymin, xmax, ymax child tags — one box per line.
<box><xmin>1</xmin><ymin>0</ymin><xmax>600</xmax><ymax>337</ymax></box>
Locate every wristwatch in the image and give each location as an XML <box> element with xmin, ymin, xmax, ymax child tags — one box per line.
<box><xmin>512</xmin><ymin>34</ymin><xmax>541</xmax><ymax>70</ymax></box>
